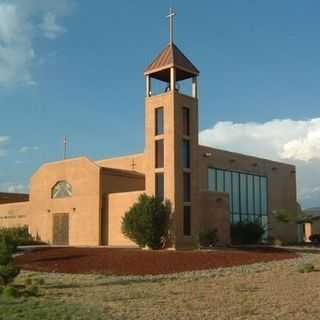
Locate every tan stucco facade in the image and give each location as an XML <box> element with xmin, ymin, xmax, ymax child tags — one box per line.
<box><xmin>0</xmin><ymin>37</ymin><xmax>299</xmax><ymax>248</ymax></box>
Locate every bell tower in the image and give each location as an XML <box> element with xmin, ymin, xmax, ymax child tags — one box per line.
<box><xmin>144</xmin><ymin>9</ymin><xmax>200</xmax><ymax>248</ymax></box>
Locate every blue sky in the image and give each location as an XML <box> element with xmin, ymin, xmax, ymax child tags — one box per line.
<box><xmin>1</xmin><ymin>0</ymin><xmax>320</xmax><ymax>208</ymax></box>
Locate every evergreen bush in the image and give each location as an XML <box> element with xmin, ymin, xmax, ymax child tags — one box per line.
<box><xmin>0</xmin><ymin>226</ymin><xmax>35</xmax><ymax>247</ymax></box>
<box><xmin>2</xmin><ymin>286</ymin><xmax>19</xmax><ymax>299</ymax></box>
<box><xmin>0</xmin><ymin>237</ymin><xmax>20</xmax><ymax>287</ymax></box>
<box><xmin>231</xmin><ymin>222</ymin><xmax>265</xmax><ymax>245</ymax></box>
<box><xmin>121</xmin><ymin>193</ymin><xmax>171</xmax><ymax>249</ymax></box>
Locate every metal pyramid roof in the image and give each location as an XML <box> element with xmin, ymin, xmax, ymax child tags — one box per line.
<box><xmin>144</xmin><ymin>43</ymin><xmax>199</xmax><ymax>81</ymax></box>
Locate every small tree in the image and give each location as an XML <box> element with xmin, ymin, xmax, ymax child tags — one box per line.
<box><xmin>0</xmin><ymin>236</ymin><xmax>20</xmax><ymax>286</ymax></box>
<box><xmin>273</xmin><ymin>203</ymin><xmax>308</xmax><ymax>224</ymax></box>
<box><xmin>121</xmin><ymin>194</ymin><xmax>171</xmax><ymax>249</ymax></box>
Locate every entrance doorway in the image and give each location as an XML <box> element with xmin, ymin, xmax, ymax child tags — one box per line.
<box><xmin>53</xmin><ymin>213</ymin><xmax>69</xmax><ymax>245</ymax></box>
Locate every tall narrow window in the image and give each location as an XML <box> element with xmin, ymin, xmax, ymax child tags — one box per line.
<box><xmin>208</xmin><ymin>168</ymin><xmax>216</xmax><ymax>191</ymax></box>
<box><xmin>183</xmin><ymin>172</ymin><xmax>191</xmax><ymax>202</ymax></box>
<box><xmin>155</xmin><ymin>139</ymin><xmax>164</xmax><ymax>168</ymax></box>
<box><xmin>183</xmin><ymin>206</ymin><xmax>191</xmax><ymax>236</ymax></box>
<box><xmin>260</xmin><ymin>177</ymin><xmax>267</xmax><ymax>216</ymax></box>
<box><xmin>182</xmin><ymin>139</ymin><xmax>190</xmax><ymax>168</ymax></box>
<box><xmin>155</xmin><ymin>107</ymin><xmax>164</xmax><ymax>135</ymax></box>
<box><xmin>247</xmin><ymin>175</ymin><xmax>254</xmax><ymax>214</ymax></box>
<box><xmin>225</xmin><ymin>171</ymin><xmax>232</xmax><ymax>212</ymax></box>
<box><xmin>254</xmin><ymin>176</ymin><xmax>261</xmax><ymax>215</ymax></box>
<box><xmin>232</xmin><ymin>172</ymin><xmax>240</xmax><ymax>214</ymax></box>
<box><xmin>155</xmin><ymin>173</ymin><xmax>164</xmax><ymax>201</ymax></box>
<box><xmin>240</xmin><ymin>174</ymin><xmax>248</xmax><ymax>215</ymax></box>
<box><xmin>182</xmin><ymin>107</ymin><xmax>190</xmax><ymax>136</ymax></box>
<box><xmin>216</xmin><ymin>170</ymin><xmax>224</xmax><ymax>192</ymax></box>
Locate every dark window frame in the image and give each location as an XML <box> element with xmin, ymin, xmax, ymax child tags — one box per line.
<box><xmin>155</xmin><ymin>139</ymin><xmax>164</xmax><ymax>168</ymax></box>
<box><xmin>155</xmin><ymin>107</ymin><xmax>164</xmax><ymax>136</ymax></box>
<box><xmin>155</xmin><ymin>172</ymin><xmax>164</xmax><ymax>201</ymax></box>
<box><xmin>182</xmin><ymin>139</ymin><xmax>191</xmax><ymax>169</ymax></box>
<box><xmin>183</xmin><ymin>205</ymin><xmax>191</xmax><ymax>236</ymax></box>
<box><xmin>182</xmin><ymin>107</ymin><xmax>190</xmax><ymax>136</ymax></box>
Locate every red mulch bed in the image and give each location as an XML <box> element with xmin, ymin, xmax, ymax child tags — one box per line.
<box><xmin>15</xmin><ymin>247</ymin><xmax>298</xmax><ymax>276</ymax></box>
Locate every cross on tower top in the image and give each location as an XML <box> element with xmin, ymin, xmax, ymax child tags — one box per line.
<box><xmin>166</xmin><ymin>8</ymin><xmax>176</xmax><ymax>44</ymax></box>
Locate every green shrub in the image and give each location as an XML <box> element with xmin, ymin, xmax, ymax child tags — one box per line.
<box><xmin>0</xmin><ymin>236</ymin><xmax>20</xmax><ymax>286</ymax></box>
<box><xmin>2</xmin><ymin>286</ymin><xmax>19</xmax><ymax>299</ymax></box>
<box><xmin>0</xmin><ymin>264</ymin><xmax>20</xmax><ymax>286</ymax></box>
<box><xmin>0</xmin><ymin>240</ymin><xmax>13</xmax><ymax>266</ymax></box>
<box><xmin>199</xmin><ymin>229</ymin><xmax>218</xmax><ymax>248</ymax></box>
<box><xmin>32</xmin><ymin>277</ymin><xmax>45</xmax><ymax>286</ymax></box>
<box><xmin>121</xmin><ymin>194</ymin><xmax>171</xmax><ymax>249</ymax></box>
<box><xmin>0</xmin><ymin>226</ymin><xmax>34</xmax><ymax>248</ymax></box>
<box><xmin>231</xmin><ymin>222</ymin><xmax>265</xmax><ymax>245</ymax></box>
<box><xmin>24</xmin><ymin>277</ymin><xmax>33</xmax><ymax>287</ymax></box>
<box><xmin>298</xmin><ymin>263</ymin><xmax>315</xmax><ymax>273</ymax></box>
<box><xmin>25</xmin><ymin>285</ymin><xmax>39</xmax><ymax>297</ymax></box>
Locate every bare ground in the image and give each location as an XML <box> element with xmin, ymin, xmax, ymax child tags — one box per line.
<box><xmin>8</xmin><ymin>251</ymin><xmax>320</xmax><ymax>320</ymax></box>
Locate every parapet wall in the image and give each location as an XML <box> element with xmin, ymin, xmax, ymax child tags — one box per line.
<box><xmin>0</xmin><ymin>202</ymin><xmax>30</xmax><ymax>228</ymax></box>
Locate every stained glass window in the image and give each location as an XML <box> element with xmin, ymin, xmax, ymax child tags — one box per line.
<box><xmin>52</xmin><ymin>181</ymin><xmax>72</xmax><ymax>199</ymax></box>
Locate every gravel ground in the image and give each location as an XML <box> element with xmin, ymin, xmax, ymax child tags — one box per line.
<box><xmin>11</xmin><ymin>252</ymin><xmax>320</xmax><ymax>320</ymax></box>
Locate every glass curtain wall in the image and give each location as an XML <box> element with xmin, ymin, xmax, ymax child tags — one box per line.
<box><xmin>208</xmin><ymin>168</ymin><xmax>268</xmax><ymax>231</ymax></box>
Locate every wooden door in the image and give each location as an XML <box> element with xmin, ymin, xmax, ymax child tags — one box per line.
<box><xmin>53</xmin><ymin>213</ymin><xmax>69</xmax><ymax>245</ymax></box>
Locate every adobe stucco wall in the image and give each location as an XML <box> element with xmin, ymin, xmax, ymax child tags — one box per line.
<box><xmin>107</xmin><ymin>191</ymin><xmax>143</xmax><ymax>247</ymax></box>
<box><xmin>28</xmin><ymin>157</ymin><xmax>101</xmax><ymax>246</ymax></box>
<box><xmin>96</xmin><ymin>153</ymin><xmax>145</xmax><ymax>174</ymax></box>
<box><xmin>100</xmin><ymin>168</ymin><xmax>145</xmax><ymax>245</ymax></box>
<box><xmin>0</xmin><ymin>202</ymin><xmax>29</xmax><ymax>228</ymax></box>
<box><xmin>198</xmin><ymin>145</ymin><xmax>298</xmax><ymax>243</ymax></box>
<box><xmin>200</xmin><ymin>191</ymin><xmax>230</xmax><ymax>245</ymax></box>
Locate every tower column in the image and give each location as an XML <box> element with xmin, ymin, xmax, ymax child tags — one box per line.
<box><xmin>146</xmin><ymin>75</ymin><xmax>151</xmax><ymax>97</ymax></box>
<box><xmin>192</xmin><ymin>77</ymin><xmax>198</xmax><ymax>99</ymax></box>
<box><xmin>170</xmin><ymin>67</ymin><xmax>176</xmax><ymax>91</ymax></box>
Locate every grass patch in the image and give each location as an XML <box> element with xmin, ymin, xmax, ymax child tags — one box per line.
<box><xmin>0</xmin><ymin>299</ymin><xmax>105</xmax><ymax>320</ymax></box>
<box><xmin>298</xmin><ymin>263</ymin><xmax>315</xmax><ymax>273</ymax></box>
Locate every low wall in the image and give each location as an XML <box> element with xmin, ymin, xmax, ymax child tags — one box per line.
<box><xmin>0</xmin><ymin>202</ymin><xmax>30</xmax><ymax>228</ymax></box>
<box><xmin>107</xmin><ymin>191</ymin><xmax>143</xmax><ymax>247</ymax></box>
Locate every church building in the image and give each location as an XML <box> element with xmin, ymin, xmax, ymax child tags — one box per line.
<box><xmin>0</xmin><ymin>10</ymin><xmax>298</xmax><ymax>248</ymax></box>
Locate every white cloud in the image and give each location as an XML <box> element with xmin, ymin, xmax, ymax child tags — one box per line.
<box><xmin>40</xmin><ymin>12</ymin><xmax>66</xmax><ymax>39</ymax></box>
<box><xmin>0</xmin><ymin>136</ymin><xmax>9</xmax><ymax>157</ymax></box>
<box><xmin>0</xmin><ymin>0</ymin><xmax>73</xmax><ymax>87</ymax></box>
<box><xmin>0</xmin><ymin>181</ymin><xmax>27</xmax><ymax>193</ymax></box>
<box><xmin>199</xmin><ymin>118</ymin><xmax>320</xmax><ymax>208</ymax></box>
<box><xmin>19</xmin><ymin>145</ymin><xmax>39</xmax><ymax>153</ymax></box>
<box><xmin>7</xmin><ymin>184</ymin><xmax>26</xmax><ymax>193</ymax></box>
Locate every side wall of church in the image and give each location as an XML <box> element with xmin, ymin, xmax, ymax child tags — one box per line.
<box><xmin>198</xmin><ymin>145</ymin><xmax>298</xmax><ymax>243</ymax></box>
<box><xmin>0</xmin><ymin>202</ymin><xmax>30</xmax><ymax>228</ymax></box>
<box><xmin>28</xmin><ymin>157</ymin><xmax>101</xmax><ymax>246</ymax></box>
